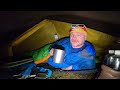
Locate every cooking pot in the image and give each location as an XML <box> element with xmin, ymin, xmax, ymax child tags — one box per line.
<box><xmin>112</xmin><ymin>57</ymin><xmax>120</xmax><ymax>71</ymax></box>
<box><xmin>111</xmin><ymin>50</ymin><xmax>120</xmax><ymax>71</ymax></box>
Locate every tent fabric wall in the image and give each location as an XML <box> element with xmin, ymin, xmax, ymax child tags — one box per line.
<box><xmin>9</xmin><ymin>19</ymin><xmax>117</xmax><ymax>58</ymax></box>
<box><xmin>87</xmin><ymin>28</ymin><xmax>116</xmax><ymax>56</ymax></box>
<box><xmin>10</xmin><ymin>19</ymin><xmax>71</xmax><ymax>56</ymax></box>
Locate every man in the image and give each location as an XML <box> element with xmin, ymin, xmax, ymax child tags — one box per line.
<box><xmin>48</xmin><ymin>24</ymin><xmax>96</xmax><ymax>70</ymax></box>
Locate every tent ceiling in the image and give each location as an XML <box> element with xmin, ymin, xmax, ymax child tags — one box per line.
<box><xmin>0</xmin><ymin>11</ymin><xmax>120</xmax><ymax>44</ymax></box>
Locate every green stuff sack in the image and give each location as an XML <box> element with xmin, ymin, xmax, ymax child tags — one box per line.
<box><xmin>25</xmin><ymin>44</ymin><xmax>51</xmax><ymax>63</ymax></box>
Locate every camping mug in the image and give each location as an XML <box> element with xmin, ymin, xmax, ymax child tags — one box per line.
<box><xmin>52</xmin><ymin>49</ymin><xmax>65</xmax><ymax>64</ymax></box>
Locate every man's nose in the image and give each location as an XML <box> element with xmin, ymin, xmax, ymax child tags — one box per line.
<box><xmin>72</xmin><ymin>35</ymin><xmax>77</xmax><ymax>38</ymax></box>
<box><xmin>72</xmin><ymin>37</ymin><xmax>77</xmax><ymax>40</ymax></box>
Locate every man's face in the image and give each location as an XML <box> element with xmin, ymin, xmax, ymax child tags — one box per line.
<box><xmin>70</xmin><ymin>32</ymin><xmax>86</xmax><ymax>48</ymax></box>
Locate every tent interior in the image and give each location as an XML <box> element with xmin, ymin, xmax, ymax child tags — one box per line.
<box><xmin>0</xmin><ymin>11</ymin><xmax>120</xmax><ymax>79</ymax></box>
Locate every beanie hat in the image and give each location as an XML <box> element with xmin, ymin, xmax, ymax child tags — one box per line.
<box><xmin>70</xmin><ymin>24</ymin><xmax>87</xmax><ymax>37</ymax></box>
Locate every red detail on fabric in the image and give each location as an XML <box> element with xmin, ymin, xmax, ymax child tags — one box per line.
<box><xmin>79</xmin><ymin>26</ymin><xmax>87</xmax><ymax>32</ymax></box>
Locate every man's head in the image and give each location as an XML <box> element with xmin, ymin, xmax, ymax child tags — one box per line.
<box><xmin>70</xmin><ymin>24</ymin><xmax>87</xmax><ymax>48</ymax></box>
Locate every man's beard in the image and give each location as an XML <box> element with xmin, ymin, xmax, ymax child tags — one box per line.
<box><xmin>71</xmin><ymin>42</ymin><xmax>84</xmax><ymax>48</ymax></box>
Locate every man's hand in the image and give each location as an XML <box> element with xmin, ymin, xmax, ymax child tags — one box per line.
<box><xmin>50</xmin><ymin>48</ymin><xmax>54</xmax><ymax>56</ymax></box>
<box><xmin>62</xmin><ymin>65</ymin><xmax>72</xmax><ymax>70</ymax></box>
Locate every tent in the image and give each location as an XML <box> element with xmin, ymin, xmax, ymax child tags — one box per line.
<box><xmin>7</xmin><ymin>19</ymin><xmax>116</xmax><ymax>63</ymax></box>
<box><xmin>1</xmin><ymin>19</ymin><xmax>118</xmax><ymax>79</ymax></box>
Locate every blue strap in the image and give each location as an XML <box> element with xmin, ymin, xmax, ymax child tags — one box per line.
<box><xmin>20</xmin><ymin>62</ymin><xmax>52</xmax><ymax>78</ymax></box>
<box><xmin>20</xmin><ymin>62</ymin><xmax>52</xmax><ymax>79</ymax></box>
<box><xmin>37</xmin><ymin>67</ymin><xmax>52</xmax><ymax>78</ymax></box>
<box><xmin>21</xmin><ymin>63</ymin><xmax>36</xmax><ymax>76</ymax></box>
